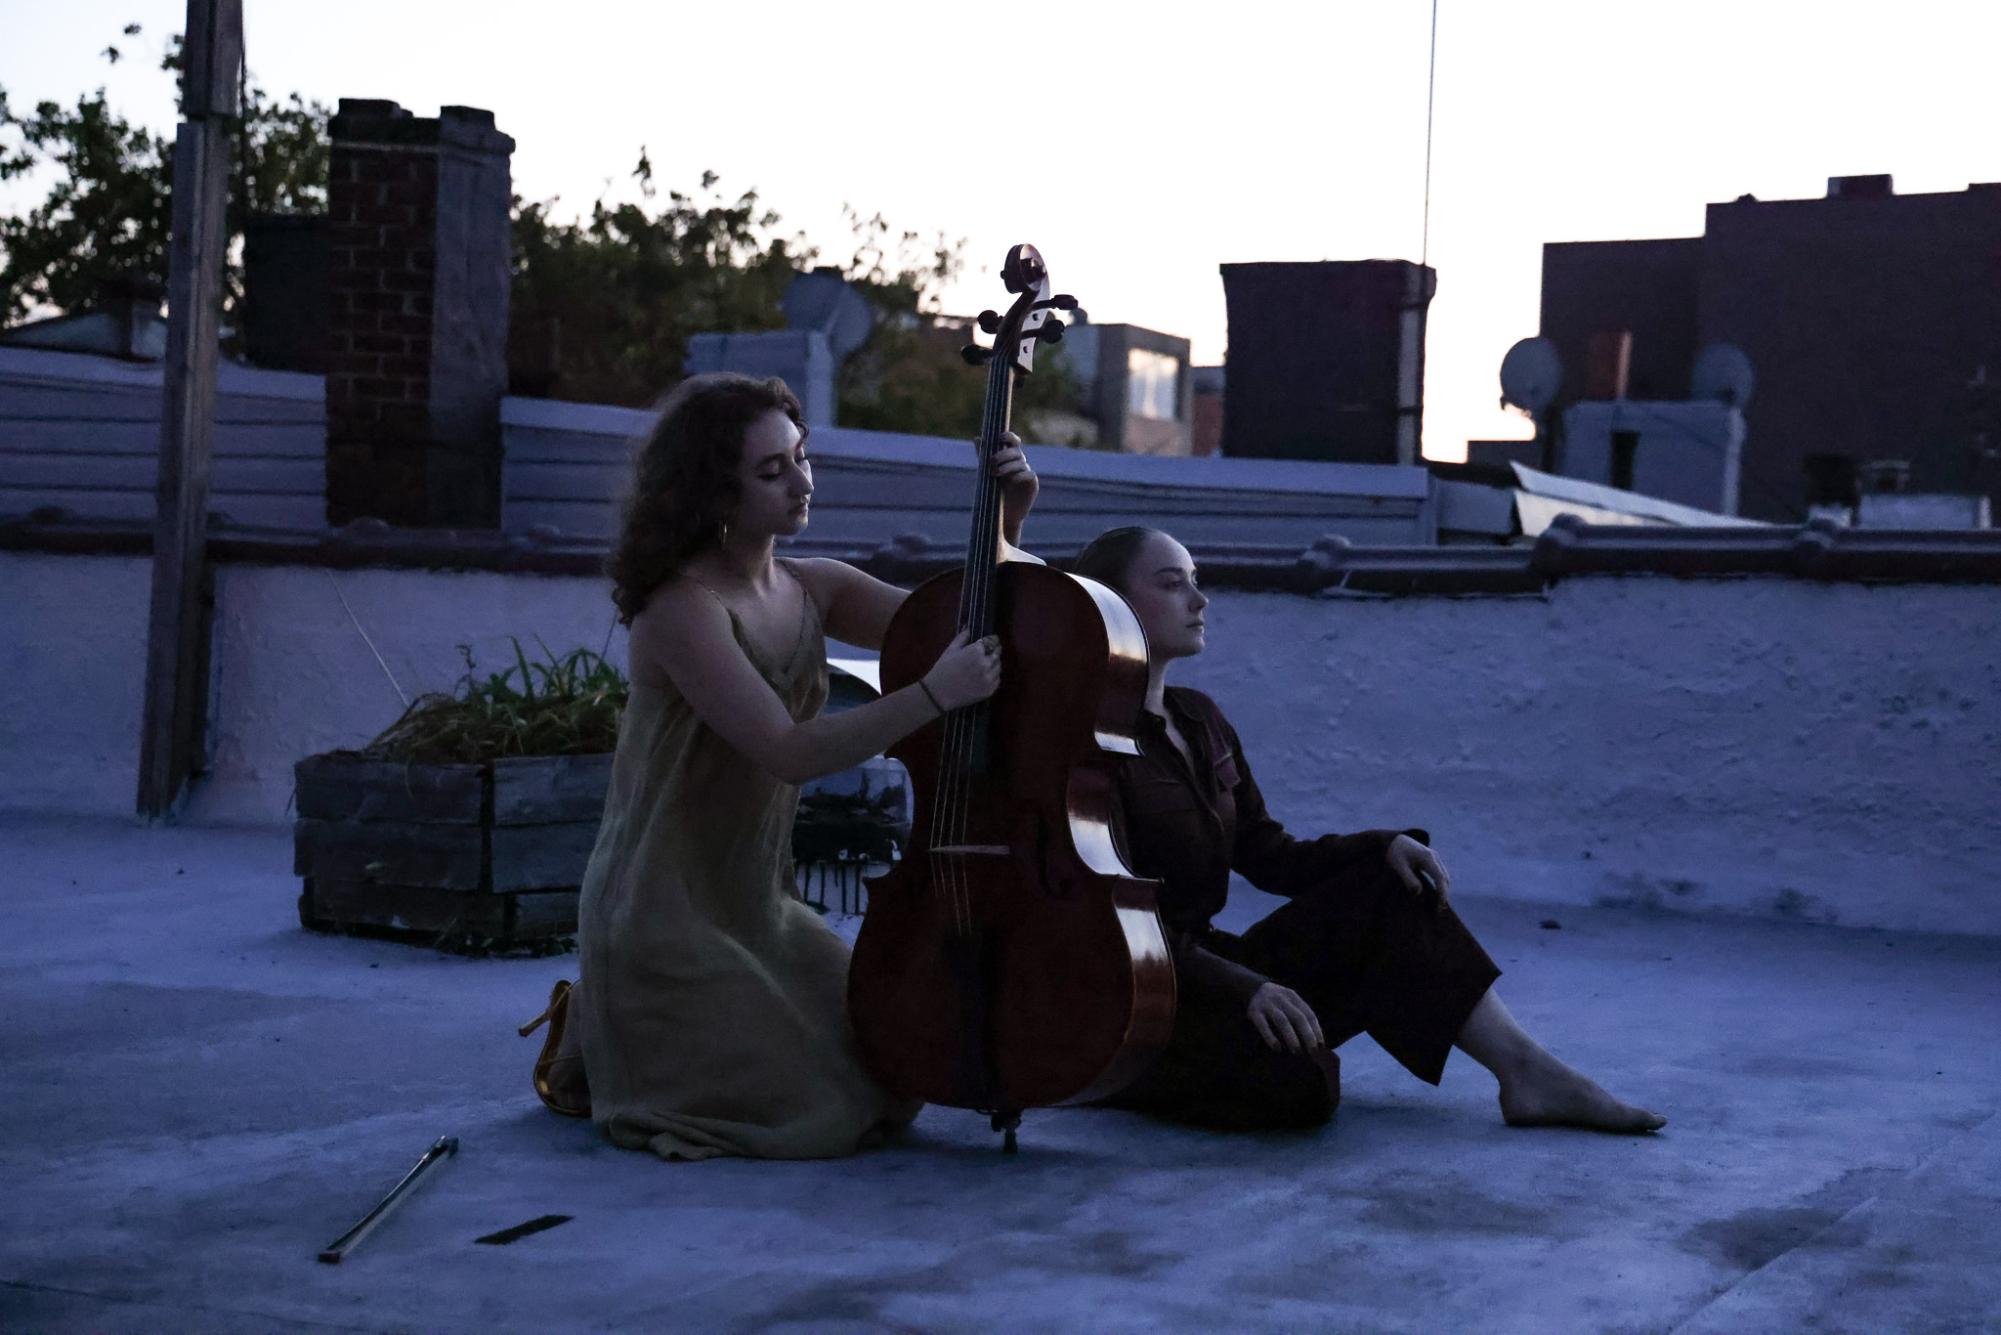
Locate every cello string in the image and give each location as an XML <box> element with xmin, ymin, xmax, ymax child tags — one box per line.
<box><xmin>931</xmin><ymin>333</ymin><xmax>1003</xmax><ymax>937</ymax></box>
<box><xmin>931</xmin><ymin>522</ymin><xmax>970</xmax><ymax>936</ymax></box>
<box><xmin>924</xmin><ymin>521</ymin><xmax>965</xmax><ymax>937</ymax></box>
<box><xmin>965</xmin><ymin>305</ymin><xmax>1029</xmax><ymax>911</ymax></box>
<box><xmin>971</xmin><ymin>328</ymin><xmax>1014</xmax><ymax>864</ymax></box>
<box><xmin>945</xmin><ymin>332</ymin><xmax>1012</xmax><ymax>933</ymax></box>
<box><xmin>945</xmin><ymin>349</ymin><xmax>1004</xmax><ymax>933</ymax></box>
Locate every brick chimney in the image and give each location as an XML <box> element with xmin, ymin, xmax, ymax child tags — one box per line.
<box><xmin>1218</xmin><ymin>260</ymin><xmax>1435</xmax><ymax>465</ymax></box>
<box><xmin>325</xmin><ymin>100</ymin><xmax>514</xmax><ymax>527</ymax></box>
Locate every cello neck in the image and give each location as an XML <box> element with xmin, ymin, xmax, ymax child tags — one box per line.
<box><xmin>956</xmin><ymin>241</ymin><xmax>1068</xmax><ymax>638</ymax></box>
<box><xmin>956</xmin><ymin>350</ymin><xmax>1014</xmax><ymax>641</ymax></box>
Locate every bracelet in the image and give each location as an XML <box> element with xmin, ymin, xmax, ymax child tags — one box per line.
<box><xmin>917</xmin><ymin>679</ymin><xmax>947</xmax><ymax>717</ymax></box>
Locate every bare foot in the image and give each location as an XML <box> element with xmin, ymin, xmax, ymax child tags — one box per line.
<box><xmin>1498</xmin><ymin>1061</ymin><xmax>1666</xmax><ymax>1134</ymax></box>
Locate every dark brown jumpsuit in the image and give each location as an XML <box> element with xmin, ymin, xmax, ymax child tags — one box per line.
<box><xmin>1100</xmin><ymin>686</ymin><xmax>1501</xmax><ymax>1130</ymax></box>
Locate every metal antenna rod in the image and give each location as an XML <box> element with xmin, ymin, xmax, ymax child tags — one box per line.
<box><xmin>1421</xmin><ymin>0</ymin><xmax>1440</xmax><ymax>268</ymax></box>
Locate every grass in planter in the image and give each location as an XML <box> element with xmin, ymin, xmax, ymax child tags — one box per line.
<box><xmin>359</xmin><ymin>639</ymin><xmax>628</xmax><ymax>764</ymax></box>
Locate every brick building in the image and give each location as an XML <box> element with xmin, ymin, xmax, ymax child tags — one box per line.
<box><xmin>1541</xmin><ymin>176</ymin><xmax>2001</xmax><ymax>521</ymax></box>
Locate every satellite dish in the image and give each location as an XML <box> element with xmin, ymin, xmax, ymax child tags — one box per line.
<box><xmin>1499</xmin><ymin>337</ymin><xmax>1563</xmax><ymax>415</ymax></box>
<box><xmin>782</xmin><ymin>268</ymin><xmax>877</xmax><ymax>361</ymax></box>
<box><xmin>1691</xmin><ymin>342</ymin><xmax>1755</xmax><ymax>408</ymax></box>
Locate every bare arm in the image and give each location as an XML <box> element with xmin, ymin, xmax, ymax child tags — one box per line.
<box><xmin>796</xmin><ymin>536</ymin><xmax>1048</xmax><ymax>655</ymax></box>
<box><xmin>792</xmin><ymin>434</ymin><xmax>1043</xmax><ymax>647</ymax></box>
<box><xmin>793</xmin><ymin>558</ymin><xmax>906</xmax><ymax>652</ymax></box>
<box><xmin>632</xmin><ymin>580</ymin><xmax>993</xmax><ymax>785</ymax></box>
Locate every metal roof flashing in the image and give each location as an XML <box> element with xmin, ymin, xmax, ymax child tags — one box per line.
<box><xmin>5</xmin><ymin>511</ymin><xmax>1999</xmax><ymax>594</ymax></box>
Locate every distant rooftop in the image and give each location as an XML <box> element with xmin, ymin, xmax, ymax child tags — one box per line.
<box><xmin>7</xmin><ymin>344</ymin><xmax>1992</xmax><ymax>556</ymax></box>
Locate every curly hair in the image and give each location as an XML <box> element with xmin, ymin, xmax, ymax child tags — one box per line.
<box><xmin>1068</xmin><ymin>525</ymin><xmax>1167</xmax><ymax>597</ymax></box>
<box><xmin>607</xmin><ymin>373</ymin><xmax>807</xmax><ymax>624</ymax></box>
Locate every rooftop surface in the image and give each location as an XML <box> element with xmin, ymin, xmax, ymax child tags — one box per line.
<box><xmin>4</xmin><ymin>814</ymin><xmax>1997</xmax><ymax>1333</ymax></box>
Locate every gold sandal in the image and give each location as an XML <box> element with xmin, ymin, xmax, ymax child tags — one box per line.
<box><xmin>519</xmin><ymin>979</ymin><xmax>591</xmax><ymax>1118</ymax></box>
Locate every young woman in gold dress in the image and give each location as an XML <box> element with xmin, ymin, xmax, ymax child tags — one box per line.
<box><xmin>522</xmin><ymin>372</ymin><xmax>1038</xmax><ymax>1161</ymax></box>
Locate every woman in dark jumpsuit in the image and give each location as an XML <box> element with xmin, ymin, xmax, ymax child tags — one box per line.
<box><xmin>1074</xmin><ymin>527</ymin><xmax>1665</xmax><ymax>1134</ymax></box>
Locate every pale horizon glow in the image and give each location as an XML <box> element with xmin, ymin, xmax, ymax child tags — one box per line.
<box><xmin>6</xmin><ymin>1</ymin><xmax>1999</xmax><ymax>461</ymax></box>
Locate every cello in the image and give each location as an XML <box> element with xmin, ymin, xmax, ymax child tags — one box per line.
<box><xmin>847</xmin><ymin>244</ymin><xmax>1176</xmax><ymax>1151</ymax></box>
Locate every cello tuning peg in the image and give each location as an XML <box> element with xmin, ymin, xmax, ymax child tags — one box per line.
<box><xmin>976</xmin><ymin>309</ymin><xmax>1003</xmax><ymax>334</ymax></box>
<box><xmin>1035</xmin><ymin>320</ymin><xmax>1065</xmax><ymax>344</ymax></box>
<box><xmin>1049</xmin><ymin>293</ymin><xmax>1079</xmax><ymax>311</ymax></box>
<box><xmin>961</xmin><ymin>344</ymin><xmax>993</xmax><ymax>366</ymax></box>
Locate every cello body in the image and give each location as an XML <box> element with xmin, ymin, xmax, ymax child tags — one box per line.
<box><xmin>849</xmin><ymin>562</ymin><xmax>1176</xmax><ymax>1111</ymax></box>
<box><xmin>845</xmin><ymin>244</ymin><xmax>1176</xmax><ymax>1130</ymax></box>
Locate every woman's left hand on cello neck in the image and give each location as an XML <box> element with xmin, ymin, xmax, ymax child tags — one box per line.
<box><xmin>991</xmin><ymin>431</ymin><xmax>1039</xmax><ymax>548</ymax></box>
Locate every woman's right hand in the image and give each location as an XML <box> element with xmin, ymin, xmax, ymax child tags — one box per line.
<box><xmin>1248</xmin><ymin>981</ymin><xmax>1325</xmax><ymax>1054</ymax></box>
<box><xmin>921</xmin><ymin>629</ymin><xmax>1002</xmax><ymax>712</ymax></box>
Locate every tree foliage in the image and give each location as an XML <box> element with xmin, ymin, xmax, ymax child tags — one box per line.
<box><xmin>508</xmin><ymin>159</ymin><xmax>803</xmax><ymax>406</ymax></box>
<box><xmin>1</xmin><ymin>26</ymin><xmax>1080</xmax><ymax>437</ymax></box>
<box><xmin>833</xmin><ymin>207</ymin><xmax>1079</xmax><ymax>438</ymax></box>
<box><xmin>0</xmin><ymin>26</ymin><xmax>329</xmax><ymax>325</ymax></box>
<box><xmin>0</xmin><ymin>71</ymin><xmax>173</xmax><ymax>321</ymax></box>
<box><xmin>514</xmin><ymin>187</ymin><xmax>1077</xmax><ymax>430</ymax></box>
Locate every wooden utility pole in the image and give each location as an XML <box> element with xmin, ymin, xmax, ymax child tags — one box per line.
<box><xmin>137</xmin><ymin>0</ymin><xmax>243</xmax><ymax>818</ymax></box>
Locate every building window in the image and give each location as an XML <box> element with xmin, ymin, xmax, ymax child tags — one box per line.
<box><xmin>1126</xmin><ymin>348</ymin><xmax>1180</xmax><ymax>421</ymax></box>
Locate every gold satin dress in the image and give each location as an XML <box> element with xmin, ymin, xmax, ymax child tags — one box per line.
<box><xmin>562</xmin><ymin>562</ymin><xmax>916</xmax><ymax>1160</ymax></box>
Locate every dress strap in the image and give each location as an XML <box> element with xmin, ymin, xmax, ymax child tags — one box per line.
<box><xmin>776</xmin><ymin>557</ymin><xmax>825</xmax><ymax>628</ymax></box>
<box><xmin>682</xmin><ymin>573</ymin><xmax>738</xmax><ymax>621</ymax></box>
<box><xmin>684</xmin><ymin>565</ymin><xmax>817</xmax><ymax>626</ymax></box>
<box><xmin>683</xmin><ymin>564</ymin><xmax>815</xmax><ymax>680</ymax></box>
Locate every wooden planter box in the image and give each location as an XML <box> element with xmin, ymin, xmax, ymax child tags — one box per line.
<box><xmin>294</xmin><ymin>752</ymin><xmax>610</xmax><ymax>956</ymax></box>
<box><xmin>295</xmin><ymin>740</ymin><xmax>914</xmax><ymax>953</ymax></box>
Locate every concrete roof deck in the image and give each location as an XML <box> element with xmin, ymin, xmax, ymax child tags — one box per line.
<box><xmin>3</xmin><ymin>814</ymin><xmax>1997</xmax><ymax>1333</ymax></box>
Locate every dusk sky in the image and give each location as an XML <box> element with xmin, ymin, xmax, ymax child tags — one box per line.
<box><xmin>7</xmin><ymin>1</ymin><xmax>1999</xmax><ymax>459</ymax></box>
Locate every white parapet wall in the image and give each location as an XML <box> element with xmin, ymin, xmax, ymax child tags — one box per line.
<box><xmin>1166</xmin><ymin>579</ymin><xmax>2000</xmax><ymax>937</ymax></box>
<box><xmin>2</xmin><ymin>553</ymin><xmax>629</xmax><ymax>827</ymax></box>
<box><xmin>5</xmin><ymin>549</ymin><xmax>1997</xmax><ymax>935</ymax></box>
